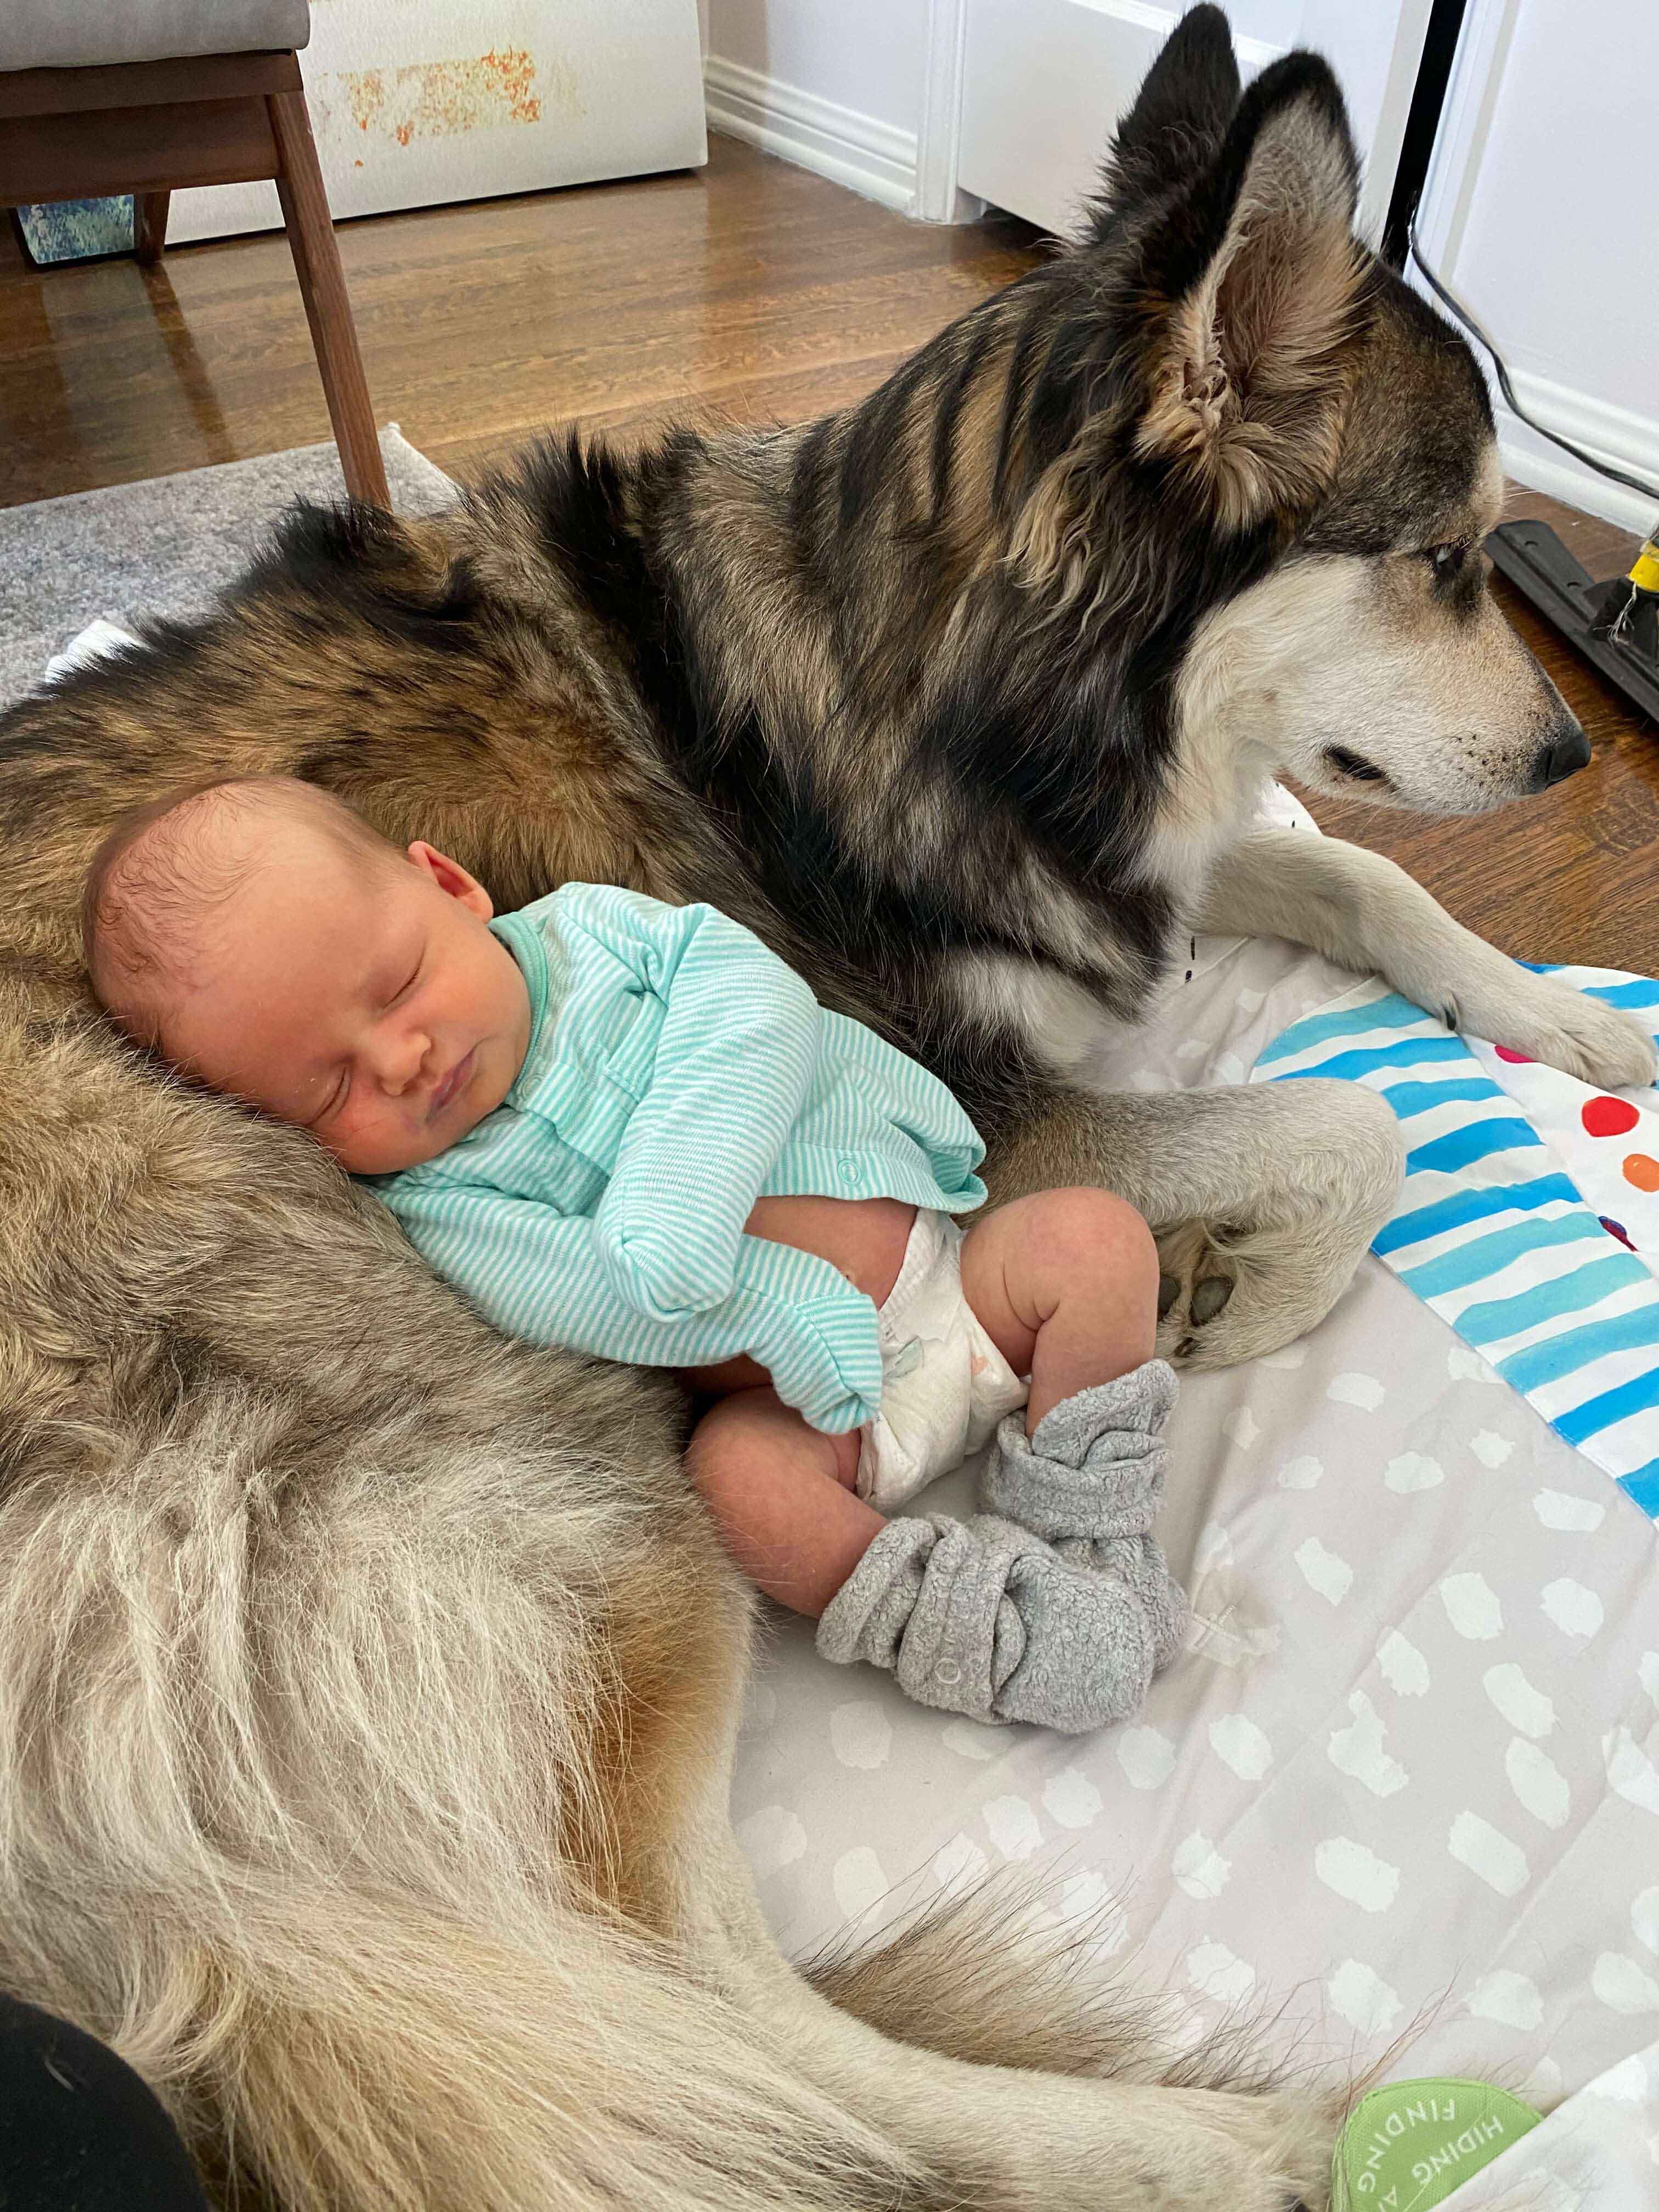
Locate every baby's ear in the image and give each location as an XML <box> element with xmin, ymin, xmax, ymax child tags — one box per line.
<box><xmin>407</xmin><ymin>840</ymin><xmax>495</xmax><ymax>921</ymax></box>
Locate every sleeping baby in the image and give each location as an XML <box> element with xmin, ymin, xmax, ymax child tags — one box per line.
<box><xmin>82</xmin><ymin>775</ymin><xmax>1188</xmax><ymax>1731</ymax></box>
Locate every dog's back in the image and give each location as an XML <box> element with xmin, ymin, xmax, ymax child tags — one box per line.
<box><xmin>0</xmin><ymin>6</ymin><xmax>1566</xmax><ymax>2201</ymax></box>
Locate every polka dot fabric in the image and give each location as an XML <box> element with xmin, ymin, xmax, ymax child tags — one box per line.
<box><xmin>1495</xmin><ymin>967</ymin><xmax>1659</xmax><ymax>1248</ymax></box>
<box><xmin>1255</xmin><ymin>966</ymin><xmax>1659</xmax><ymax>1518</ymax></box>
<box><xmin>730</xmin><ymin>810</ymin><xmax>1659</xmax><ymax>2171</ymax></box>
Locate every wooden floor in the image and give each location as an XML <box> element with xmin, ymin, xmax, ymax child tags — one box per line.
<box><xmin>3</xmin><ymin>134</ymin><xmax>1655</xmax><ymax>973</ymax></box>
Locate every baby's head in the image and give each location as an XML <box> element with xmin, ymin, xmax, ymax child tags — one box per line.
<box><xmin>83</xmin><ymin>776</ymin><xmax>532</xmax><ymax>1173</ymax></box>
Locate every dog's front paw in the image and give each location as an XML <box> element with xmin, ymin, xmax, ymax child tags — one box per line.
<box><xmin>1470</xmin><ymin>971</ymin><xmax>1658</xmax><ymax>1092</ymax></box>
<box><xmin>1155</xmin><ymin>1218</ymin><xmax>1239</xmax><ymax>1363</ymax></box>
<box><xmin>1151</xmin><ymin>1082</ymin><xmax>1404</xmax><ymax>1370</ymax></box>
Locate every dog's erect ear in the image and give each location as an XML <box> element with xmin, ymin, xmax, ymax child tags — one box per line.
<box><xmin>1131</xmin><ymin>52</ymin><xmax>1365</xmax><ymax>533</ymax></box>
<box><xmin>1090</xmin><ymin>5</ymin><xmax>1241</xmax><ymax>228</ymax></box>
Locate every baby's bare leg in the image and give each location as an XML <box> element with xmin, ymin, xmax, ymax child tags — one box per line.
<box><xmin>685</xmin><ymin>1387</ymin><xmax>883</xmax><ymax>1618</ymax></box>
<box><xmin>961</xmin><ymin>1190</ymin><xmax>1187</xmax><ymax>1680</ymax></box>
<box><xmin>959</xmin><ymin>1188</ymin><xmax>1160</xmax><ymax>1432</ymax></box>
<box><xmin>812</xmin><ymin>1193</ymin><xmax>1181</xmax><ymax>1725</ymax></box>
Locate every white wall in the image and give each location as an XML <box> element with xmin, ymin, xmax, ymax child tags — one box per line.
<box><xmin>702</xmin><ymin>0</ymin><xmax>932</xmax><ymax>213</ymax></box>
<box><xmin>1415</xmin><ymin>0</ymin><xmax>1659</xmax><ymax>534</ymax></box>
<box><xmin>705</xmin><ymin>0</ymin><xmax>928</xmax><ymax>132</ymax></box>
<box><xmin>953</xmin><ymin>1</ymin><xmax>1428</xmax><ymax>245</ymax></box>
<box><xmin>699</xmin><ymin>1</ymin><xmax>1429</xmax><ymax>242</ymax></box>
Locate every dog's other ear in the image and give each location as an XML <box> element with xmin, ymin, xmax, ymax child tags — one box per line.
<box><xmin>1089</xmin><ymin>5</ymin><xmax>1241</xmax><ymax>230</ymax></box>
<box><xmin>1131</xmin><ymin>52</ymin><xmax>1366</xmax><ymax>533</ymax></box>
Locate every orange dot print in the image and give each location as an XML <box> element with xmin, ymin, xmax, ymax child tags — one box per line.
<box><xmin>1622</xmin><ymin>1153</ymin><xmax>1659</xmax><ymax>1192</ymax></box>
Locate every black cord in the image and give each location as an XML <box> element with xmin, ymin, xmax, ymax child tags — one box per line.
<box><xmin>1407</xmin><ymin>218</ymin><xmax>1659</xmax><ymax>511</ymax></box>
<box><xmin>1382</xmin><ymin>0</ymin><xmax>1470</xmax><ymax>268</ymax></box>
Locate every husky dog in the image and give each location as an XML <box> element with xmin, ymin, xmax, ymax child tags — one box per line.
<box><xmin>0</xmin><ymin>10</ymin><xmax>1646</xmax><ymax>2208</ymax></box>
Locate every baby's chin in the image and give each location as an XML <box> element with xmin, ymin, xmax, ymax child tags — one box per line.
<box><xmin>324</xmin><ymin>1094</ymin><xmax>500</xmax><ymax>1176</ymax></box>
<box><xmin>325</xmin><ymin>1127</ymin><xmax>451</xmax><ymax>1175</ymax></box>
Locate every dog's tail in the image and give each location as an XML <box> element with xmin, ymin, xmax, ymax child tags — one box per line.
<box><xmin>116</xmin><ymin>1889</ymin><xmax>926</xmax><ymax>2212</ymax></box>
<box><xmin>1</xmin><ymin>1758</ymin><xmax>929</xmax><ymax>2212</ymax></box>
<box><xmin>0</xmin><ymin>1384</ymin><xmax>931</xmax><ymax>2212</ymax></box>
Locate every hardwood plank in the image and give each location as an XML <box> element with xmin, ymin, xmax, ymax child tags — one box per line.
<box><xmin>0</xmin><ymin>138</ymin><xmax>1038</xmax><ymax>503</ymax></box>
<box><xmin>2</xmin><ymin>131</ymin><xmax>1652</xmax><ymax>976</ymax></box>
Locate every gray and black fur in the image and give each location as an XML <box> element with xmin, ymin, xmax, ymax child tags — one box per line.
<box><xmin>0</xmin><ymin>15</ymin><xmax>1650</xmax><ymax>2207</ymax></box>
<box><xmin>3</xmin><ymin>14</ymin><xmax>1634</xmax><ymax>1363</ymax></box>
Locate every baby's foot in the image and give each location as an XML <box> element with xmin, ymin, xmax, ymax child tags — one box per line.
<box><xmin>982</xmin><ymin>1359</ymin><xmax>1178</xmax><ymax>1539</ymax></box>
<box><xmin>982</xmin><ymin>1360</ymin><xmax>1187</xmax><ymax>1670</ymax></box>
<box><xmin>1057</xmin><ymin>1530</ymin><xmax>1187</xmax><ymax>1669</ymax></box>
<box><xmin>817</xmin><ymin>1513</ymin><xmax>1166</xmax><ymax>1733</ymax></box>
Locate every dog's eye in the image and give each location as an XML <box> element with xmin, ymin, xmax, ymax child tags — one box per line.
<box><xmin>1424</xmin><ymin>541</ymin><xmax>1468</xmax><ymax>583</ymax></box>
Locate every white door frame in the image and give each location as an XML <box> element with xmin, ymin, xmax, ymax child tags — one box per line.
<box><xmin>916</xmin><ymin>0</ymin><xmax>983</xmax><ymax>223</ymax></box>
<box><xmin>919</xmin><ymin>0</ymin><xmax>1432</xmax><ymax>235</ymax></box>
<box><xmin>1352</xmin><ymin>0</ymin><xmax>1436</xmax><ymax>242</ymax></box>
<box><xmin>1408</xmin><ymin>0</ymin><xmax>1658</xmax><ymax>533</ymax></box>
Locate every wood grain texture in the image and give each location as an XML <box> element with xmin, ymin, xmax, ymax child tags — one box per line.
<box><xmin>0</xmin><ymin>97</ymin><xmax>280</xmax><ymax>205</ymax></box>
<box><xmin>268</xmin><ymin>88</ymin><xmax>388</xmax><ymax>510</ymax></box>
<box><xmin>2</xmin><ymin>133</ymin><xmax>1654</xmax><ymax>970</ymax></box>
<box><xmin>134</xmin><ymin>189</ymin><xmax>170</xmax><ymax>264</ymax></box>
<box><xmin>0</xmin><ymin>51</ymin><xmax>300</xmax><ymax>121</ymax></box>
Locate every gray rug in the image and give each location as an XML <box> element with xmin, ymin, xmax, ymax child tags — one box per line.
<box><xmin>0</xmin><ymin>426</ymin><xmax>457</xmax><ymax>713</ymax></box>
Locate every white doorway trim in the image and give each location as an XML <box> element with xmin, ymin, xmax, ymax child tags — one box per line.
<box><xmin>916</xmin><ymin>0</ymin><xmax>984</xmax><ymax>224</ymax></box>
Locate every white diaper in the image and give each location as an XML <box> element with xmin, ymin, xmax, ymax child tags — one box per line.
<box><xmin>855</xmin><ymin>1209</ymin><xmax>1029</xmax><ymax>1513</ymax></box>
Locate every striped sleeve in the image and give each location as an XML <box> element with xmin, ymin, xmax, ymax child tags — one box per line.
<box><xmin>377</xmin><ymin>1178</ymin><xmax>885</xmax><ymax>1431</ymax></box>
<box><xmin>565</xmin><ymin>887</ymin><xmax>823</xmax><ymax>1323</ymax></box>
<box><xmin>383</xmin><ymin>1180</ymin><xmax>724</xmax><ymax>1369</ymax></box>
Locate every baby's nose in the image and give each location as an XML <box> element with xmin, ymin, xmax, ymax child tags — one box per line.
<box><xmin>380</xmin><ymin>1032</ymin><xmax>431</xmax><ymax>1093</ymax></box>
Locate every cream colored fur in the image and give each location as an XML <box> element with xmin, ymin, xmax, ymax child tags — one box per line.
<box><xmin>0</xmin><ymin>974</ymin><xmax>1347</xmax><ymax>2209</ymax></box>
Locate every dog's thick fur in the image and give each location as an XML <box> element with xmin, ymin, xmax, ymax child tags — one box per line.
<box><xmin>0</xmin><ymin>12</ymin><xmax>1651</xmax><ymax>2207</ymax></box>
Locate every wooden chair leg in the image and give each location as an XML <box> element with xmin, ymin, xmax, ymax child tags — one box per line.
<box><xmin>134</xmin><ymin>191</ymin><xmax>170</xmax><ymax>263</ymax></box>
<box><xmin>266</xmin><ymin>86</ymin><xmax>389</xmax><ymax>509</ymax></box>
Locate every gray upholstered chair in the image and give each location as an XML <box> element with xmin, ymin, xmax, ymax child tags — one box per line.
<box><xmin>0</xmin><ymin>1</ymin><xmax>389</xmax><ymax>506</ymax></box>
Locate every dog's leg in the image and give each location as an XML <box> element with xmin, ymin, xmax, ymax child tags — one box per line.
<box><xmin>1201</xmin><ymin>827</ymin><xmax>1658</xmax><ymax>1089</ymax></box>
<box><xmin>980</xmin><ymin>1077</ymin><xmax>1404</xmax><ymax>1368</ymax></box>
<box><xmin>932</xmin><ymin>946</ymin><xmax>1400</xmax><ymax>1364</ymax></box>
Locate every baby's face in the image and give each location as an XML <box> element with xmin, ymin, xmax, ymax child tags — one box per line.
<box><xmin>157</xmin><ymin>825</ymin><xmax>533</xmax><ymax>1173</ymax></box>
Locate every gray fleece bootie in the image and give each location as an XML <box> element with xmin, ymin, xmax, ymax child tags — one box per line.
<box><xmin>815</xmin><ymin>1512</ymin><xmax>1164</xmax><ymax>1733</ymax></box>
<box><xmin>980</xmin><ymin>1359</ymin><xmax>1187</xmax><ymax>1669</ymax></box>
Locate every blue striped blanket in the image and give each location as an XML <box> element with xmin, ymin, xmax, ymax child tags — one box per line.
<box><xmin>1252</xmin><ymin>967</ymin><xmax>1659</xmax><ymax>1521</ymax></box>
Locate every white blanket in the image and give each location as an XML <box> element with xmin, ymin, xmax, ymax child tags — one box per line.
<box><xmin>730</xmin><ymin>789</ymin><xmax>1659</xmax><ymax>2203</ymax></box>
<box><xmin>1451</xmin><ymin>2038</ymin><xmax>1659</xmax><ymax>2209</ymax></box>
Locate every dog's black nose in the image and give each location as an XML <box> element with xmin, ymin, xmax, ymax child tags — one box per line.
<box><xmin>1533</xmin><ymin>720</ymin><xmax>1590</xmax><ymax>788</ymax></box>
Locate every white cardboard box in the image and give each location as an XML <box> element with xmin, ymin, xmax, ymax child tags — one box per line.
<box><xmin>167</xmin><ymin>0</ymin><xmax>707</xmax><ymax>242</ymax></box>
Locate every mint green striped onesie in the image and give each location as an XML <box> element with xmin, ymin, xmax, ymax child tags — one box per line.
<box><xmin>365</xmin><ymin>883</ymin><xmax>989</xmax><ymax>1432</ymax></box>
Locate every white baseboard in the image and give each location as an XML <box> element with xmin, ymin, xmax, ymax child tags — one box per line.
<box><xmin>703</xmin><ymin>54</ymin><xmax>917</xmax><ymax>217</ymax></box>
<box><xmin>1495</xmin><ymin>368</ymin><xmax>1659</xmax><ymax>540</ymax></box>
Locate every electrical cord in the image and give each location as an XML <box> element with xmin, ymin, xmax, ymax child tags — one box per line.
<box><xmin>1407</xmin><ymin>217</ymin><xmax>1659</xmax><ymax>510</ymax></box>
